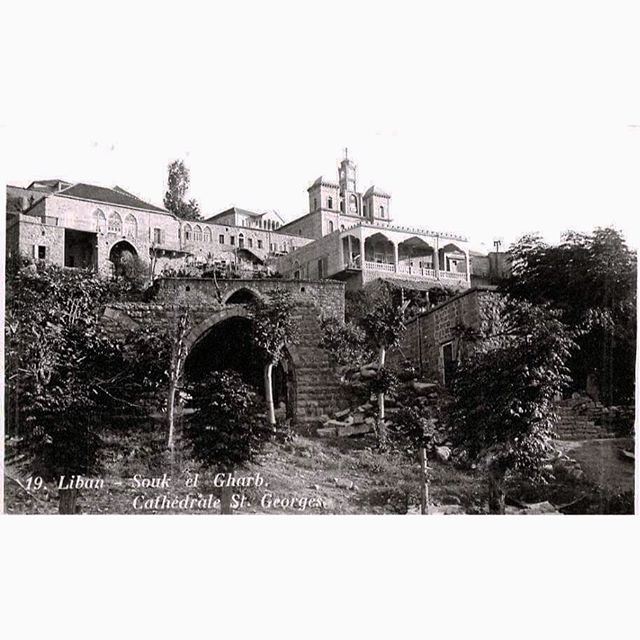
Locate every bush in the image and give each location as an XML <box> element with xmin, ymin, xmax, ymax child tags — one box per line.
<box><xmin>185</xmin><ymin>370</ymin><xmax>271</xmax><ymax>468</ymax></box>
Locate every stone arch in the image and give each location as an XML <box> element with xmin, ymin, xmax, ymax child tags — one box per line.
<box><xmin>222</xmin><ymin>286</ymin><xmax>265</xmax><ymax>305</ymax></box>
<box><xmin>193</xmin><ymin>225</ymin><xmax>203</xmax><ymax>242</ymax></box>
<box><xmin>185</xmin><ymin>306</ymin><xmax>253</xmax><ymax>352</ymax></box>
<box><xmin>109</xmin><ymin>240</ymin><xmax>138</xmax><ymax>278</ymax></box>
<box><xmin>184</xmin><ymin>306</ymin><xmax>299</xmax><ymax>420</ymax></box>
<box><xmin>203</xmin><ymin>227</ymin><xmax>212</xmax><ymax>243</ymax></box>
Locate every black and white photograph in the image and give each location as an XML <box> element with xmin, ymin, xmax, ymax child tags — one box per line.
<box><xmin>1</xmin><ymin>0</ymin><xmax>638</xmax><ymax>635</ymax></box>
<box><xmin>2</xmin><ymin>3</ymin><xmax>638</xmax><ymax>519</ymax></box>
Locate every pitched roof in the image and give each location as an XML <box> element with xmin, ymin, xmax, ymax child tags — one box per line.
<box><xmin>205</xmin><ymin>206</ymin><xmax>264</xmax><ymax>222</ymax></box>
<box><xmin>57</xmin><ymin>183</ymin><xmax>168</xmax><ymax>213</ymax></box>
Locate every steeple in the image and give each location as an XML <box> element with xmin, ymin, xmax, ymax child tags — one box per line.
<box><xmin>338</xmin><ymin>148</ymin><xmax>357</xmax><ymax>196</ymax></box>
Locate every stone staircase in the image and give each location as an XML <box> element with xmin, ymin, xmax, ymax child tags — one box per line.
<box><xmin>554</xmin><ymin>401</ymin><xmax>616</xmax><ymax>440</ymax></box>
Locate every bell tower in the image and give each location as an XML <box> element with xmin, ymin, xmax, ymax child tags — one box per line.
<box><xmin>338</xmin><ymin>148</ymin><xmax>360</xmax><ymax>215</ymax></box>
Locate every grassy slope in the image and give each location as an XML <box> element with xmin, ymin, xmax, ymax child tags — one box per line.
<box><xmin>4</xmin><ymin>432</ymin><xmax>633</xmax><ymax>515</ymax></box>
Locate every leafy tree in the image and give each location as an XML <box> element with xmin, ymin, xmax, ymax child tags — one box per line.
<box><xmin>319</xmin><ymin>316</ymin><xmax>369</xmax><ymax>369</ymax></box>
<box><xmin>163</xmin><ymin>159</ymin><xmax>202</xmax><ymax>220</ymax></box>
<box><xmin>502</xmin><ymin>227</ymin><xmax>637</xmax><ymax>404</ymax></box>
<box><xmin>451</xmin><ymin>299</ymin><xmax>577</xmax><ymax>514</ymax></box>
<box><xmin>5</xmin><ymin>262</ymin><xmax>168</xmax><ymax>513</ymax></box>
<box><xmin>251</xmin><ymin>289</ymin><xmax>299</xmax><ymax>427</ymax></box>
<box><xmin>320</xmin><ymin>282</ymin><xmax>406</xmax><ymax>447</ymax></box>
<box><xmin>185</xmin><ymin>370</ymin><xmax>270</xmax><ymax>513</ymax></box>
<box><xmin>357</xmin><ymin>283</ymin><xmax>407</xmax><ymax>447</ymax></box>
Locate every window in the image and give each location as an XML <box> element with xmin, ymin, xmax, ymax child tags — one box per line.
<box><xmin>327</xmin><ymin>197</ymin><xmax>333</xmax><ymax>209</ymax></box>
<box><xmin>328</xmin><ymin>221</ymin><xmax>334</xmax><ymax>233</ymax></box>
<box><xmin>248</xmin><ymin>238</ymin><xmax>253</xmax><ymax>248</ymax></box>
<box><xmin>230</xmin><ymin>236</ymin><xmax>235</xmax><ymax>246</ymax></box>
<box><xmin>294</xmin><ymin>270</ymin><xmax>300</xmax><ymax>280</ymax></box>
<box><xmin>317</xmin><ymin>259</ymin><xmax>324</xmax><ymax>278</ymax></box>
<box><xmin>37</xmin><ymin>246</ymin><xmax>47</xmax><ymax>260</ymax></box>
<box><xmin>184</xmin><ymin>223</ymin><xmax>192</xmax><ymax>241</ymax></box>
<box><xmin>124</xmin><ymin>214</ymin><xmax>137</xmax><ymax>239</ymax></box>
<box><xmin>313</xmin><ymin>198</ymin><xmax>318</xmax><ymax>210</ymax></box>
<box><xmin>194</xmin><ymin>225</ymin><xmax>203</xmax><ymax>242</ymax></box>
<box><xmin>204</xmin><ymin>227</ymin><xmax>212</xmax><ymax>243</ymax></box>
<box><xmin>269</xmin><ymin>243</ymin><xmax>274</xmax><ymax>252</ymax></box>
<box><xmin>349</xmin><ymin>194</ymin><xmax>357</xmax><ymax>213</ymax></box>
<box><xmin>379</xmin><ymin>205</ymin><xmax>385</xmax><ymax>218</ymax></box>
<box><xmin>153</xmin><ymin>228</ymin><xmax>163</xmax><ymax>244</ymax></box>
<box><xmin>219</xmin><ymin>234</ymin><xmax>225</xmax><ymax>244</ymax></box>
<box><xmin>257</xmin><ymin>239</ymin><xmax>263</xmax><ymax>249</ymax></box>
<box><xmin>340</xmin><ymin>201</ymin><xmax>345</xmax><ymax>213</ymax></box>
<box><xmin>96</xmin><ymin>209</ymin><xmax>107</xmax><ymax>234</ymax></box>
<box><xmin>108</xmin><ymin>212</ymin><xmax>122</xmax><ymax>234</ymax></box>
<box><xmin>238</xmin><ymin>233</ymin><xmax>244</xmax><ymax>249</ymax></box>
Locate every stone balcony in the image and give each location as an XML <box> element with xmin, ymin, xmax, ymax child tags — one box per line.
<box><xmin>353</xmin><ymin>258</ymin><xmax>468</xmax><ymax>285</ymax></box>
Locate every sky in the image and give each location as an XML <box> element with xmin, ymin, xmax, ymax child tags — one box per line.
<box><xmin>2</xmin><ymin>0</ymin><xmax>639</xmax><ymax>252</ymax></box>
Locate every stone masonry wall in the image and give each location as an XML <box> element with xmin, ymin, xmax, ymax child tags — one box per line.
<box><xmin>392</xmin><ymin>288</ymin><xmax>501</xmax><ymax>384</ymax></box>
<box><xmin>101</xmin><ymin>278</ymin><xmax>347</xmax><ymax>426</ymax></box>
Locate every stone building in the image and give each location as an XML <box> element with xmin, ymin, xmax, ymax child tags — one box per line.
<box><xmin>6</xmin><ymin>181</ymin><xmax>312</xmax><ymax>277</ymax></box>
<box><xmin>276</xmin><ymin>152</ymin><xmax>471</xmax><ymax>292</ymax></box>
<box><xmin>391</xmin><ymin>286</ymin><xmax>502</xmax><ymax>385</ymax></box>
<box><xmin>7</xmin><ymin>151</ymin><xmax>484</xmax><ymax>293</ymax></box>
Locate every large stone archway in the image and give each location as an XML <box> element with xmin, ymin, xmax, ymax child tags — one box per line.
<box><xmin>184</xmin><ymin>305</ymin><xmax>299</xmax><ymax>422</ymax></box>
<box><xmin>102</xmin><ymin>277</ymin><xmax>347</xmax><ymax>427</ymax></box>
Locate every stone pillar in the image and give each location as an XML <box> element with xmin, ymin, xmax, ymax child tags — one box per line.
<box><xmin>393</xmin><ymin>242</ymin><xmax>399</xmax><ymax>272</ymax></box>
<box><xmin>433</xmin><ymin>237</ymin><xmax>440</xmax><ymax>279</ymax></box>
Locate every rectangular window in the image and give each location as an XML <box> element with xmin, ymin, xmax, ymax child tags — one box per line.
<box><xmin>257</xmin><ymin>239</ymin><xmax>263</xmax><ymax>249</ymax></box>
<box><xmin>248</xmin><ymin>238</ymin><xmax>253</xmax><ymax>248</ymax></box>
<box><xmin>230</xmin><ymin>236</ymin><xmax>235</xmax><ymax>246</ymax></box>
<box><xmin>36</xmin><ymin>245</ymin><xmax>47</xmax><ymax>260</ymax></box>
<box><xmin>153</xmin><ymin>228</ymin><xmax>162</xmax><ymax>244</ymax></box>
<box><xmin>270</xmin><ymin>243</ymin><xmax>274</xmax><ymax>252</ymax></box>
<box><xmin>219</xmin><ymin>234</ymin><xmax>225</xmax><ymax>244</ymax></box>
<box><xmin>317</xmin><ymin>259</ymin><xmax>324</xmax><ymax>278</ymax></box>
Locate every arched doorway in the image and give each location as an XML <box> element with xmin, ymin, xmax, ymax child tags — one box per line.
<box><xmin>109</xmin><ymin>240</ymin><xmax>138</xmax><ymax>279</ymax></box>
<box><xmin>184</xmin><ymin>310</ymin><xmax>296</xmax><ymax>421</ymax></box>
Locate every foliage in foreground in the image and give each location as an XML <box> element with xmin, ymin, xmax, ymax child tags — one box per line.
<box><xmin>502</xmin><ymin>227</ymin><xmax>637</xmax><ymax>404</ymax></box>
<box><xmin>185</xmin><ymin>370</ymin><xmax>270</xmax><ymax>469</ymax></box>
<box><xmin>5</xmin><ymin>263</ymin><xmax>171</xmax><ymax>511</ymax></box>
<box><xmin>450</xmin><ymin>298</ymin><xmax>577</xmax><ymax>513</ymax></box>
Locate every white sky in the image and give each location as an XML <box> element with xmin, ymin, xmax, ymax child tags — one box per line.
<box><xmin>2</xmin><ymin>0</ymin><xmax>639</xmax><ymax>252</ymax></box>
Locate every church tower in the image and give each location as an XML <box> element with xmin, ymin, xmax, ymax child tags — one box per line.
<box><xmin>338</xmin><ymin>149</ymin><xmax>361</xmax><ymax>216</ymax></box>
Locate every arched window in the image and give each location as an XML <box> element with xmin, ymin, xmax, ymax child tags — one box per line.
<box><xmin>349</xmin><ymin>194</ymin><xmax>357</xmax><ymax>213</ymax></box>
<box><xmin>379</xmin><ymin>205</ymin><xmax>385</xmax><ymax>218</ymax></box>
<box><xmin>340</xmin><ymin>200</ymin><xmax>345</xmax><ymax>213</ymax></box>
<box><xmin>124</xmin><ymin>213</ymin><xmax>137</xmax><ymax>239</ymax></box>
<box><xmin>96</xmin><ymin>209</ymin><xmax>107</xmax><ymax>234</ymax></box>
<box><xmin>194</xmin><ymin>225</ymin><xmax>203</xmax><ymax>242</ymax></box>
<box><xmin>204</xmin><ymin>227</ymin><xmax>212</xmax><ymax>243</ymax></box>
<box><xmin>108</xmin><ymin>212</ymin><xmax>122</xmax><ymax>234</ymax></box>
<box><xmin>328</xmin><ymin>221</ymin><xmax>334</xmax><ymax>233</ymax></box>
<box><xmin>238</xmin><ymin>233</ymin><xmax>245</xmax><ymax>249</ymax></box>
<box><xmin>328</xmin><ymin>197</ymin><xmax>333</xmax><ymax>209</ymax></box>
<box><xmin>184</xmin><ymin>223</ymin><xmax>192</xmax><ymax>241</ymax></box>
